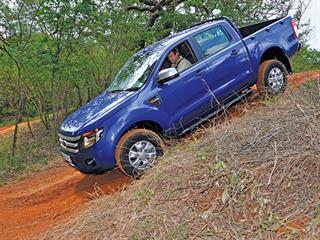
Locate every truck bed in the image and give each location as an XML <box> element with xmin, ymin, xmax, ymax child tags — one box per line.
<box><xmin>239</xmin><ymin>18</ymin><xmax>282</xmax><ymax>38</ymax></box>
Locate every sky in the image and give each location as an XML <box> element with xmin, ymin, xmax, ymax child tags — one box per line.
<box><xmin>304</xmin><ymin>0</ymin><xmax>320</xmax><ymax>50</ymax></box>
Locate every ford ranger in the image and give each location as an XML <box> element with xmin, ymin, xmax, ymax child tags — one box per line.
<box><xmin>59</xmin><ymin>16</ymin><xmax>301</xmax><ymax>176</ymax></box>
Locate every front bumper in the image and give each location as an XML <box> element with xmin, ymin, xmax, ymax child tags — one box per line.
<box><xmin>60</xmin><ymin>148</ymin><xmax>115</xmax><ymax>174</ymax></box>
<box><xmin>59</xmin><ymin>133</ymin><xmax>116</xmax><ymax>174</ymax></box>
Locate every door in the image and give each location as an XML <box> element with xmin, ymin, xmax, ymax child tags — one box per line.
<box><xmin>155</xmin><ymin>41</ymin><xmax>211</xmax><ymax>134</ymax></box>
<box><xmin>193</xmin><ymin>25</ymin><xmax>252</xmax><ymax>106</ymax></box>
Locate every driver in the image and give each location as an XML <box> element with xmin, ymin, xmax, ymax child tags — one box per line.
<box><xmin>167</xmin><ymin>48</ymin><xmax>192</xmax><ymax>73</ymax></box>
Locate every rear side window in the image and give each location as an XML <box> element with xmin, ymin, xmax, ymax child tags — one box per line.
<box><xmin>194</xmin><ymin>26</ymin><xmax>231</xmax><ymax>57</ymax></box>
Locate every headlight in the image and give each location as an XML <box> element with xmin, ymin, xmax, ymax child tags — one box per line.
<box><xmin>81</xmin><ymin>128</ymin><xmax>103</xmax><ymax>149</ymax></box>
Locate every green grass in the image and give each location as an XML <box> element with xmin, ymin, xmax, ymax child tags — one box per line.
<box><xmin>0</xmin><ymin>119</ymin><xmax>15</xmax><ymax>129</ymax></box>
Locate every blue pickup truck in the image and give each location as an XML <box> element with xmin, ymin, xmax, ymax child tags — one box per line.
<box><xmin>59</xmin><ymin>16</ymin><xmax>300</xmax><ymax>176</ymax></box>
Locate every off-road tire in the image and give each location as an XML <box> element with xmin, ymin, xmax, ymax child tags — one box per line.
<box><xmin>115</xmin><ymin>129</ymin><xmax>164</xmax><ymax>177</ymax></box>
<box><xmin>257</xmin><ymin>60</ymin><xmax>288</xmax><ymax>96</ymax></box>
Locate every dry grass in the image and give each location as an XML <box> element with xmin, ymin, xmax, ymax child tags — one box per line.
<box><xmin>43</xmin><ymin>79</ymin><xmax>320</xmax><ymax>240</ymax></box>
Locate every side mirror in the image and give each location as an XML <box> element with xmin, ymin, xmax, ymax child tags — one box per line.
<box><xmin>158</xmin><ymin>67</ymin><xmax>179</xmax><ymax>84</ymax></box>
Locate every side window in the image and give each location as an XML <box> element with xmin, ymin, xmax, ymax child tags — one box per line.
<box><xmin>194</xmin><ymin>26</ymin><xmax>231</xmax><ymax>57</ymax></box>
<box><xmin>160</xmin><ymin>41</ymin><xmax>197</xmax><ymax>73</ymax></box>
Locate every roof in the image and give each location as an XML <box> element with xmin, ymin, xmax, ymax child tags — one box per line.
<box><xmin>142</xmin><ymin>19</ymin><xmax>225</xmax><ymax>54</ymax></box>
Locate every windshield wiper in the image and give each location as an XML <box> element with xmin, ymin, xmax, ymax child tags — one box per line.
<box><xmin>108</xmin><ymin>87</ymin><xmax>141</xmax><ymax>93</ymax></box>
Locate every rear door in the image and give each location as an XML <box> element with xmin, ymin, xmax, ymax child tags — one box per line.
<box><xmin>192</xmin><ymin>23</ymin><xmax>252</xmax><ymax>106</ymax></box>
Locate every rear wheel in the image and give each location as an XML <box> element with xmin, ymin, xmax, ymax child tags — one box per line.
<box><xmin>257</xmin><ymin>60</ymin><xmax>288</xmax><ymax>96</ymax></box>
<box><xmin>115</xmin><ymin>129</ymin><xmax>164</xmax><ymax>177</ymax></box>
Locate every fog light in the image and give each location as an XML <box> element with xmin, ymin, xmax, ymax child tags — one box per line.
<box><xmin>85</xmin><ymin>158</ymin><xmax>96</xmax><ymax>167</ymax></box>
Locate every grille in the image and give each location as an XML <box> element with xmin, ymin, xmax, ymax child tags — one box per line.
<box><xmin>58</xmin><ymin>133</ymin><xmax>81</xmax><ymax>153</ymax></box>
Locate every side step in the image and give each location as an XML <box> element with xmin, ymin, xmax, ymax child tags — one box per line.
<box><xmin>179</xmin><ymin>89</ymin><xmax>253</xmax><ymax>136</ymax></box>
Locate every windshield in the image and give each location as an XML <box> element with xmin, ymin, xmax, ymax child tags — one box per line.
<box><xmin>107</xmin><ymin>50</ymin><xmax>161</xmax><ymax>92</ymax></box>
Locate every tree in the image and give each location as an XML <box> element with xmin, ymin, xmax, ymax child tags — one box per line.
<box><xmin>0</xmin><ymin>0</ymin><xmax>39</xmax><ymax>156</ymax></box>
<box><xmin>125</xmin><ymin>0</ymin><xmax>300</xmax><ymax>43</ymax></box>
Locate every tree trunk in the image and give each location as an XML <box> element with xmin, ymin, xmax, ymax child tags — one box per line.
<box><xmin>26</xmin><ymin>110</ymin><xmax>34</xmax><ymax>138</ymax></box>
<box><xmin>12</xmin><ymin>77</ymin><xmax>23</xmax><ymax>157</ymax></box>
<box><xmin>11</xmin><ymin>112</ymin><xmax>20</xmax><ymax>156</ymax></box>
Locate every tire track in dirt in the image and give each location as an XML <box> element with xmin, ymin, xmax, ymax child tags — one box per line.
<box><xmin>0</xmin><ymin>70</ymin><xmax>319</xmax><ymax>240</ymax></box>
<box><xmin>0</xmin><ymin>166</ymin><xmax>130</xmax><ymax>240</ymax></box>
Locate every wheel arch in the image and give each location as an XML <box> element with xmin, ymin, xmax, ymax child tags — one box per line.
<box><xmin>260</xmin><ymin>47</ymin><xmax>292</xmax><ymax>73</ymax></box>
<box><xmin>122</xmin><ymin>120</ymin><xmax>164</xmax><ymax>138</ymax></box>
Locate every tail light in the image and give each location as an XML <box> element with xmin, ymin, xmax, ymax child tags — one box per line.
<box><xmin>291</xmin><ymin>19</ymin><xmax>299</xmax><ymax>38</ymax></box>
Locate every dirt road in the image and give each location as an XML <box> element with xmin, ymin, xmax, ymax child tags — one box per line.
<box><xmin>0</xmin><ymin>70</ymin><xmax>319</xmax><ymax>240</ymax></box>
<box><xmin>0</xmin><ymin>166</ymin><xmax>129</xmax><ymax>239</ymax></box>
<box><xmin>0</xmin><ymin>119</ymin><xmax>41</xmax><ymax>137</ymax></box>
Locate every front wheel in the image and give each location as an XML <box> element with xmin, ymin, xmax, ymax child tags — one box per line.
<box><xmin>115</xmin><ymin>129</ymin><xmax>164</xmax><ymax>177</ymax></box>
<box><xmin>257</xmin><ymin>60</ymin><xmax>288</xmax><ymax>96</ymax></box>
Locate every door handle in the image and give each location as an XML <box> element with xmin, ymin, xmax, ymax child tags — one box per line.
<box><xmin>250</xmin><ymin>35</ymin><xmax>256</xmax><ymax>40</ymax></box>
<box><xmin>231</xmin><ymin>49</ymin><xmax>239</xmax><ymax>56</ymax></box>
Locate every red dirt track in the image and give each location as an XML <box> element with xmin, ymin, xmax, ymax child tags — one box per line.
<box><xmin>0</xmin><ymin>166</ymin><xmax>129</xmax><ymax>239</ymax></box>
<box><xmin>0</xmin><ymin>70</ymin><xmax>319</xmax><ymax>240</ymax></box>
<box><xmin>0</xmin><ymin>119</ymin><xmax>41</xmax><ymax>137</ymax></box>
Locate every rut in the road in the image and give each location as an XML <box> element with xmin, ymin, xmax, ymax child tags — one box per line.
<box><xmin>0</xmin><ymin>166</ymin><xmax>129</xmax><ymax>240</ymax></box>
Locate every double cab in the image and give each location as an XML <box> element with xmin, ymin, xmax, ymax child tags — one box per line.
<box><xmin>59</xmin><ymin>16</ymin><xmax>301</xmax><ymax>176</ymax></box>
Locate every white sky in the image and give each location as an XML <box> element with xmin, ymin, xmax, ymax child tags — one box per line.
<box><xmin>303</xmin><ymin>0</ymin><xmax>320</xmax><ymax>50</ymax></box>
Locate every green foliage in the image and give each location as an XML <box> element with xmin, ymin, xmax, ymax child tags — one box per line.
<box><xmin>0</xmin><ymin>0</ymin><xmax>144</xmax><ymax>126</ymax></box>
<box><xmin>292</xmin><ymin>45</ymin><xmax>320</xmax><ymax>73</ymax></box>
<box><xmin>214</xmin><ymin>161</ymin><xmax>226</xmax><ymax>171</ymax></box>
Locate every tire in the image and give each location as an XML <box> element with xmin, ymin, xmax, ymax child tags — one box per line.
<box><xmin>257</xmin><ymin>60</ymin><xmax>288</xmax><ymax>96</ymax></box>
<box><xmin>115</xmin><ymin>129</ymin><xmax>164</xmax><ymax>177</ymax></box>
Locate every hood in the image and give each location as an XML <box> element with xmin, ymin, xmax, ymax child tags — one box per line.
<box><xmin>60</xmin><ymin>91</ymin><xmax>136</xmax><ymax>135</ymax></box>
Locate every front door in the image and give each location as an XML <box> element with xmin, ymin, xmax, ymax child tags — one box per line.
<box><xmin>155</xmin><ymin>41</ymin><xmax>211</xmax><ymax>135</ymax></box>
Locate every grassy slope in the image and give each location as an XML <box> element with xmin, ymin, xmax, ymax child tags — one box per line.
<box><xmin>44</xmin><ymin>80</ymin><xmax>320</xmax><ymax>239</ymax></box>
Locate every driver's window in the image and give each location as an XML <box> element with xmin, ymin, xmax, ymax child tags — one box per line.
<box><xmin>160</xmin><ymin>41</ymin><xmax>197</xmax><ymax>74</ymax></box>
